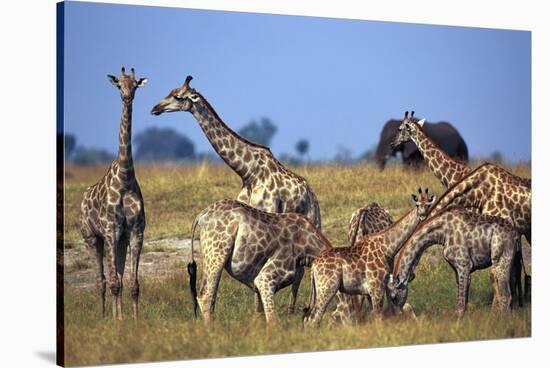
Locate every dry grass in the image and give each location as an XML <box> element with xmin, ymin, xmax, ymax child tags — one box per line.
<box><xmin>62</xmin><ymin>162</ymin><xmax>531</xmax><ymax>366</ymax></box>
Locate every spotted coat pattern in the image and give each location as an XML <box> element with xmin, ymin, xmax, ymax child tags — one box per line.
<box><xmin>330</xmin><ymin>202</ymin><xmax>394</xmax><ymax>325</ymax></box>
<box><xmin>390</xmin><ymin>208</ymin><xmax>522</xmax><ymax>316</ymax></box>
<box><xmin>151</xmin><ymin>76</ymin><xmax>321</xmax><ymax>228</ymax></box>
<box><xmin>189</xmin><ymin>199</ymin><xmax>332</xmax><ymax>324</ymax></box>
<box><xmin>393</xmin><ymin>111</ymin><xmax>470</xmax><ymax>188</ymax></box>
<box><xmin>80</xmin><ymin>67</ymin><xmax>147</xmax><ymax>320</ymax></box>
<box><xmin>303</xmin><ymin>191</ymin><xmax>435</xmax><ymax>327</ymax></box>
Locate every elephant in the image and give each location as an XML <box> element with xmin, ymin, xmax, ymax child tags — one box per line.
<box><xmin>375</xmin><ymin>119</ymin><xmax>469</xmax><ymax>169</ymax></box>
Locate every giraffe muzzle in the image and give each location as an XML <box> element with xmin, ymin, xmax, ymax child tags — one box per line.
<box><xmin>150</xmin><ymin>104</ymin><xmax>164</xmax><ymax>115</ymax></box>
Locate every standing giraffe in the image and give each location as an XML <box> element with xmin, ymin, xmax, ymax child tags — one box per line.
<box><xmin>392</xmin><ymin>111</ymin><xmax>470</xmax><ymax>188</ymax></box>
<box><xmin>303</xmin><ymin>189</ymin><xmax>436</xmax><ymax>327</ymax></box>
<box><xmin>80</xmin><ymin>67</ymin><xmax>147</xmax><ymax>320</ymax></box>
<box><xmin>389</xmin><ymin>208</ymin><xmax>522</xmax><ymax>316</ymax></box>
<box><xmin>151</xmin><ymin>76</ymin><xmax>321</xmax><ymax>313</ymax></box>
<box><xmin>150</xmin><ymin>76</ymin><xmax>321</xmax><ymax>228</ymax></box>
<box><xmin>187</xmin><ymin>199</ymin><xmax>331</xmax><ymax>324</ymax></box>
<box><xmin>331</xmin><ymin>202</ymin><xmax>394</xmax><ymax>324</ymax></box>
<box><xmin>394</xmin><ymin>111</ymin><xmax>531</xmax><ymax>297</ymax></box>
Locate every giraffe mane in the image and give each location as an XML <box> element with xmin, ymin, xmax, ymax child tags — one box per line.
<box><xmin>195</xmin><ymin>91</ymin><xmax>274</xmax><ymax>152</ymax></box>
<box><xmin>410</xmin><ymin>120</ymin><xmax>468</xmax><ymax>165</ymax></box>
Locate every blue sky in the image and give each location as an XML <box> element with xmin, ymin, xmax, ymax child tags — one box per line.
<box><xmin>62</xmin><ymin>1</ymin><xmax>531</xmax><ymax>162</ymax></box>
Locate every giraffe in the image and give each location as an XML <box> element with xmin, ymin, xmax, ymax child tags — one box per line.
<box><xmin>303</xmin><ymin>189</ymin><xmax>436</xmax><ymax>327</ymax></box>
<box><xmin>150</xmin><ymin>76</ymin><xmax>321</xmax><ymax>227</ymax></box>
<box><xmin>428</xmin><ymin>162</ymin><xmax>531</xmax><ymax>296</ymax></box>
<box><xmin>330</xmin><ymin>202</ymin><xmax>394</xmax><ymax>324</ymax></box>
<box><xmin>392</xmin><ymin>111</ymin><xmax>470</xmax><ymax>188</ymax></box>
<box><xmin>151</xmin><ymin>76</ymin><xmax>321</xmax><ymax>313</ymax></box>
<box><xmin>348</xmin><ymin>202</ymin><xmax>394</xmax><ymax>246</ymax></box>
<box><xmin>394</xmin><ymin>111</ymin><xmax>531</xmax><ymax>298</ymax></box>
<box><xmin>80</xmin><ymin>67</ymin><xmax>147</xmax><ymax>320</ymax></box>
<box><xmin>187</xmin><ymin>198</ymin><xmax>332</xmax><ymax>324</ymax></box>
<box><xmin>389</xmin><ymin>208</ymin><xmax>522</xmax><ymax>317</ymax></box>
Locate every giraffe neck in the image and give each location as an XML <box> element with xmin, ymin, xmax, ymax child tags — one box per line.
<box><xmin>380</xmin><ymin>208</ymin><xmax>421</xmax><ymax>259</ymax></box>
<box><xmin>394</xmin><ymin>215</ymin><xmax>446</xmax><ymax>285</ymax></box>
<box><xmin>117</xmin><ymin>98</ymin><xmax>134</xmax><ymax>181</ymax></box>
<box><xmin>411</xmin><ymin>124</ymin><xmax>468</xmax><ymax>187</ymax></box>
<box><xmin>190</xmin><ymin>96</ymin><xmax>257</xmax><ymax>182</ymax></box>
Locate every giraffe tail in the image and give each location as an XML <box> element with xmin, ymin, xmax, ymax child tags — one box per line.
<box><xmin>302</xmin><ymin>269</ymin><xmax>317</xmax><ymax>321</ymax></box>
<box><xmin>188</xmin><ymin>213</ymin><xmax>202</xmax><ymax>318</ymax></box>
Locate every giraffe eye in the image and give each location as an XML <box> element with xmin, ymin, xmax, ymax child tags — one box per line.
<box><xmin>174</xmin><ymin>95</ymin><xmax>184</xmax><ymax>101</ymax></box>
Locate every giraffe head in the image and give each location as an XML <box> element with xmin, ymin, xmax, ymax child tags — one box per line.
<box><xmin>107</xmin><ymin>67</ymin><xmax>148</xmax><ymax>102</ymax></box>
<box><xmin>412</xmin><ymin>187</ymin><xmax>436</xmax><ymax>221</ymax></box>
<box><xmin>150</xmin><ymin>75</ymin><xmax>201</xmax><ymax>115</ymax></box>
<box><xmin>391</xmin><ymin>111</ymin><xmax>425</xmax><ymax>149</ymax></box>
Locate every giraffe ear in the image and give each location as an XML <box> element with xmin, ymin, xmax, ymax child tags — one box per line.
<box><xmin>417</xmin><ymin>118</ymin><xmax>426</xmax><ymax>127</ymax></box>
<box><xmin>107</xmin><ymin>75</ymin><xmax>119</xmax><ymax>87</ymax></box>
<box><xmin>137</xmin><ymin>78</ymin><xmax>148</xmax><ymax>87</ymax></box>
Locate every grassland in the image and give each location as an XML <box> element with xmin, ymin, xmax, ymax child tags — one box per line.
<box><xmin>63</xmin><ymin>162</ymin><xmax>531</xmax><ymax>366</ymax></box>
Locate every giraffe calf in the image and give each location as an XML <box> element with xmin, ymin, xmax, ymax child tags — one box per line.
<box><xmin>303</xmin><ymin>189</ymin><xmax>436</xmax><ymax>327</ymax></box>
<box><xmin>187</xmin><ymin>199</ymin><xmax>332</xmax><ymax>324</ymax></box>
<box><xmin>389</xmin><ymin>208</ymin><xmax>522</xmax><ymax>317</ymax></box>
<box><xmin>330</xmin><ymin>202</ymin><xmax>394</xmax><ymax>325</ymax></box>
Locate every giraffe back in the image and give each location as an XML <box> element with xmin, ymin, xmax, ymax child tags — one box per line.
<box><xmin>347</xmin><ymin>202</ymin><xmax>394</xmax><ymax>246</ymax></box>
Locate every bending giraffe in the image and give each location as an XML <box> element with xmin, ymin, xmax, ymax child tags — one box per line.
<box><xmin>389</xmin><ymin>208</ymin><xmax>522</xmax><ymax>317</ymax></box>
<box><xmin>303</xmin><ymin>189</ymin><xmax>436</xmax><ymax>327</ymax></box>
<box><xmin>428</xmin><ymin>163</ymin><xmax>530</xmax><ymax>275</ymax></box>
<box><xmin>80</xmin><ymin>67</ymin><xmax>147</xmax><ymax>320</ymax></box>
<box><xmin>393</xmin><ymin>111</ymin><xmax>531</xmax><ymax>297</ymax></box>
<box><xmin>187</xmin><ymin>199</ymin><xmax>331</xmax><ymax>324</ymax></box>
<box><xmin>151</xmin><ymin>76</ymin><xmax>321</xmax><ymax>313</ymax></box>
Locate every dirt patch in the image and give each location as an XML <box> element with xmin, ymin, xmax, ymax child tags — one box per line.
<box><xmin>64</xmin><ymin>238</ymin><xmax>200</xmax><ymax>289</ymax></box>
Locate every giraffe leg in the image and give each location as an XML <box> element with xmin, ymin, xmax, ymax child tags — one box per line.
<box><xmin>84</xmin><ymin>235</ymin><xmax>106</xmax><ymax>317</ymax></box>
<box><xmin>304</xmin><ymin>274</ymin><xmax>339</xmax><ymax>328</ymax></box>
<box><xmin>114</xmin><ymin>233</ymin><xmax>129</xmax><ymax>320</ymax></box>
<box><xmin>254</xmin><ymin>288</ymin><xmax>264</xmax><ymax>315</ymax></box>
<box><xmin>253</xmin><ymin>260</ymin><xmax>286</xmax><ymax>324</ymax></box>
<box><xmin>495</xmin><ymin>267</ymin><xmax>512</xmax><ymax>313</ymax></box>
<box><xmin>196</xmin><ymin>241</ymin><xmax>231</xmax><ymax>323</ymax></box>
<box><xmin>370</xmin><ymin>290</ymin><xmax>385</xmax><ymax>321</ymax></box>
<box><xmin>510</xmin><ymin>252</ymin><xmax>522</xmax><ymax>308</ymax></box>
<box><xmin>492</xmin><ymin>251</ymin><xmax>514</xmax><ymax>313</ymax></box>
<box><xmin>331</xmin><ymin>292</ymin><xmax>356</xmax><ymax>325</ymax></box>
<box><xmin>523</xmin><ymin>232</ymin><xmax>531</xmax><ymax>301</ymax></box>
<box><xmin>490</xmin><ymin>267</ymin><xmax>501</xmax><ymax>308</ymax></box>
<box><xmin>129</xmin><ymin>228</ymin><xmax>144</xmax><ymax>320</ymax></box>
<box><xmin>104</xmin><ymin>230</ymin><xmax>122</xmax><ymax>320</ymax></box>
<box><xmin>287</xmin><ymin>266</ymin><xmax>304</xmax><ymax>314</ymax></box>
<box><xmin>454</xmin><ymin>264</ymin><xmax>472</xmax><ymax>318</ymax></box>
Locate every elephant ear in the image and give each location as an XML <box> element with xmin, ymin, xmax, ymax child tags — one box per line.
<box><xmin>417</xmin><ymin>118</ymin><xmax>426</xmax><ymax>127</ymax></box>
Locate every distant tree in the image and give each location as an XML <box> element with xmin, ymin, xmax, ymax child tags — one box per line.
<box><xmin>134</xmin><ymin>127</ymin><xmax>195</xmax><ymax>161</ymax></box>
<box><xmin>72</xmin><ymin>147</ymin><xmax>115</xmax><ymax>166</ymax></box>
<box><xmin>238</xmin><ymin>117</ymin><xmax>277</xmax><ymax>146</ymax></box>
<box><xmin>295</xmin><ymin>139</ymin><xmax>310</xmax><ymax>158</ymax></box>
<box><xmin>65</xmin><ymin>133</ymin><xmax>77</xmax><ymax>159</ymax></box>
<box><xmin>359</xmin><ymin>145</ymin><xmax>377</xmax><ymax>162</ymax></box>
<box><xmin>334</xmin><ymin>145</ymin><xmax>353</xmax><ymax>164</ymax></box>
